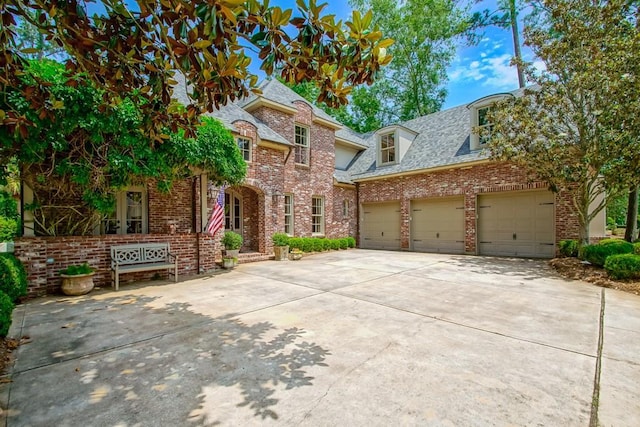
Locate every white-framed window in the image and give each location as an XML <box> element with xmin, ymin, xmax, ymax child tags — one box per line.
<box><xmin>294</xmin><ymin>124</ymin><xmax>309</xmax><ymax>165</ymax></box>
<box><xmin>379</xmin><ymin>132</ymin><xmax>396</xmax><ymax>165</ymax></box>
<box><xmin>342</xmin><ymin>199</ymin><xmax>349</xmax><ymax>218</ymax></box>
<box><xmin>102</xmin><ymin>186</ymin><xmax>148</xmax><ymax>235</ymax></box>
<box><xmin>312</xmin><ymin>196</ymin><xmax>324</xmax><ymax>235</ymax></box>
<box><xmin>284</xmin><ymin>193</ymin><xmax>294</xmax><ymax>236</ymax></box>
<box><xmin>225</xmin><ymin>190</ymin><xmax>242</xmax><ymax>232</ymax></box>
<box><xmin>237</xmin><ymin>136</ymin><xmax>251</xmax><ymax>162</ymax></box>
<box><xmin>477</xmin><ymin>106</ymin><xmax>494</xmax><ymax>146</ymax></box>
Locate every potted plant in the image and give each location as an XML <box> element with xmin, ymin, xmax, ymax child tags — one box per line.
<box><xmin>221</xmin><ymin>231</ymin><xmax>243</xmax><ymax>258</ymax></box>
<box><xmin>272</xmin><ymin>232</ymin><xmax>290</xmax><ymax>261</ymax></box>
<box><xmin>222</xmin><ymin>256</ymin><xmax>237</xmax><ymax>269</ymax></box>
<box><xmin>59</xmin><ymin>263</ymin><xmax>95</xmax><ymax>296</ymax></box>
<box><xmin>289</xmin><ymin>248</ymin><xmax>303</xmax><ymax>261</ymax></box>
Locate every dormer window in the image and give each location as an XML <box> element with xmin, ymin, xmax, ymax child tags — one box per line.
<box><xmin>468</xmin><ymin>93</ymin><xmax>512</xmax><ymax>151</ymax></box>
<box><xmin>477</xmin><ymin>106</ymin><xmax>493</xmax><ymax>145</ymax></box>
<box><xmin>380</xmin><ymin>132</ymin><xmax>396</xmax><ymax>165</ymax></box>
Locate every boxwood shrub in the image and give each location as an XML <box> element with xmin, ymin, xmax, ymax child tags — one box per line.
<box><xmin>346</xmin><ymin>237</ymin><xmax>356</xmax><ymax>248</ymax></box>
<box><xmin>558</xmin><ymin>240</ymin><xmax>579</xmax><ymax>258</ymax></box>
<box><xmin>604</xmin><ymin>254</ymin><xmax>640</xmax><ymax>280</ymax></box>
<box><xmin>281</xmin><ymin>237</ymin><xmax>355</xmax><ymax>253</ymax></box>
<box><xmin>0</xmin><ymin>217</ymin><xmax>18</xmax><ymax>242</ymax></box>
<box><xmin>0</xmin><ymin>253</ymin><xmax>28</xmax><ymax>302</ymax></box>
<box><xmin>580</xmin><ymin>240</ymin><xmax>634</xmax><ymax>267</ymax></box>
<box><xmin>634</xmin><ymin>242</ymin><xmax>640</xmax><ymax>255</ymax></box>
<box><xmin>0</xmin><ymin>291</ymin><xmax>14</xmax><ymax>337</ymax></box>
<box><xmin>288</xmin><ymin>237</ymin><xmax>303</xmax><ymax>250</ymax></box>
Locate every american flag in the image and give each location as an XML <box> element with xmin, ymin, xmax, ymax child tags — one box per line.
<box><xmin>205</xmin><ymin>186</ymin><xmax>225</xmax><ymax>236</ymax></box>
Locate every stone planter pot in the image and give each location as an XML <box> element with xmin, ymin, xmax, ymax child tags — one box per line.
<box><xmin>289</xmin><ymin>251</ymin><xmax>303</xmax><ymax>261</ymax></box>
<box><xmin>60</xmin><ymin>272</ymin><xmax>95</xmax><ymax>296</ymax></box>
<box><xmin>222</xmin><ymin>258</ymin><xmax>236</xmax><ymax>269</ymax></box>
<box><xmin>225</xmin><ymin>249</ymin><xmax>240</xmax><ymax>258</ymax></box>
<box><xmin>273</xmin><ymin>245</ymin><xmax>289</xmax><ymax>261</ymax></box>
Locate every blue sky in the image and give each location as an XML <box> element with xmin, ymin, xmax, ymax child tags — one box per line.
<box><xmin>267</xmin><ymin>0</ymin><xmax>537</xmax><ymax>109</ymax></box>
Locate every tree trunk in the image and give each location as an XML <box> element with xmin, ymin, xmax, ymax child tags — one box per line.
<box><xmin>625</xmin><ymin>186</ymin><xmax>639</xmax><ymax>242</ymax></box>
<box><xmin>509</xmin><ymin>0</ymin><xmax>525</xmax><ymax>88</ymax></box>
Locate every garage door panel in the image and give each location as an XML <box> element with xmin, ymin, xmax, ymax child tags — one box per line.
<box><xmin>362</xmin><ymin>202</ymin><xmax>401</xmax><ymax>250</ymax></box>
<box><xmin>478</xmin><ymin>191</ymin><xmax>555</xmax><ymax>258</ymax></box>
<box><xmin>411</xmin><ymin>198</ymin><xmax>465</xmax><ymax>254</ymax></box>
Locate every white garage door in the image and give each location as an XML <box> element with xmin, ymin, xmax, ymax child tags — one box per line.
<box><xmin>478</xmin><ymin>191</ymin><xmax>555</xmax><ymax>258</ymax></box>
<box><xmin>361</xmin><ymin>202</ymin><xmax>401</xmax><ymax>250</ymax></box>
<box><xmin>411</xmin><ymin>197</ymin><xmax>465</xmax><ymax>254</ymax></box>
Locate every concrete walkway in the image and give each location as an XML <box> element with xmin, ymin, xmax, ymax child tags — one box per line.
<box><xmin>1</xmin><ymin>249</ymin><xmax>638</xmax><ymax>426</ymax></box>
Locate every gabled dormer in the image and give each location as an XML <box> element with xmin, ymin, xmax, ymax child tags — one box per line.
<box><xmin>467</xmin><ymin>93</ymin><xmax>513</xmax><ymax>151</ymax></box>
<box><xmin>375</xmin><ymin>125</ymin><xmax>418</xmax><ymax>167</ymax></box>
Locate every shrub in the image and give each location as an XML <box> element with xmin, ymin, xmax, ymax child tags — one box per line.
<box><xmin>634</xmin><ymin>242</ymin><xmax>640</xmax><ymax>255</ymax></box>
<box><xmin>312</xmin><ymin>238</ymin><xmax>324</xmax><ymax>252</ymax></box>
<box><xmin>59</xmin><ymin>263</ymin><xmax>94</xmax><ymax>276</ymax></box>
<box><xmin>580</xmin><ymin>241</ymin><xmax>634</xmax><ymax>267</ymax></box>
<box><xmin>558</xmin><ymin>240</ymin><xmax>579</xmax><ymax>257</ymax></box>
<box><xmin>320</xmin><ymin>238</ymin><xmax>331</xmax><ymax>251</ymax></box>
<box><xmin>272</xmin><ymin>232</ymin><xmax>289</xmax><ymax>247</ymax></box>
<box><xmin>0</xmin><ymin>217</ymin><xmax>18</xmax><ymax>242</ymax></box>
<box><xmin>288</xmin><ymin>237</ymin><xmax>303</xmax><ymax>250</ymax></box>
<box><xmin>300</xmin><ymin>238</ymin><xmax>314</xmax><ymax>252</ymax></box>
<box><xmin>339</xmin><ymin>238</ymin><xmax>349</xmax><ymax>249</ymax></box>
<box><xmin>0</xmin><ymin>191</ymin><xmax>19</xmax><ymax>221</ymax></box>
<box><xmin>604</xmin><ymin>254</ymin><xmax>640</xmax><ymax>280</ymax></box>
<box><xmin>598</xmin><ymin>238</ymin><xmax>627</xmax><ymax>246</ymax></box>
<box><xmin>347</xmin><ymin>237</ymin><xmax>356</xmax><ymax>248</ymax></box>
<box><xmin>330</xmin><ymin>239</ymin><xmax>341</xmax><ymax>250</ymax></box>
<box><xmin>0</xmin><ymin>253</ymin><xmax>28</xmax><ymax>302</ymax></box>
<box><xmin>0</xmin><ymin>291</ymin><xmax>15</xmax><ymax>337</ymax></box>
<box><xmin>221</xmin><ymin>231</ymin><xmax>243</xmax><ymax>250</ymax></box>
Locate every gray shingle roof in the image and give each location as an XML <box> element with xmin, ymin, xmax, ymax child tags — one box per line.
<box><xmin>172</xmin><ymin>74</ymin><xmax>290</xmax><ymax>146</ymax></box>
<box><xmin>333</xmin><ymin>169</ymin><xmax>355</xmax><ymax>185</ymax></box>
<box><xmin>335</xmin><ymin>127</ymin><xmax>369</xmax><ymax>148</ymax></box>
<box><xmin>240</xmin><ymin>79</ymin><xmax>341</xmax><ymax>127</ymax></box>
<box><xmin>346</xmin><ymin>104</ymin><xmax>489</xmax><ymax>181</ymax></box>
<box><xmin>209</xmin><ymin>103</ymin><xmax>291</xmax><ymax>146</ymax></box>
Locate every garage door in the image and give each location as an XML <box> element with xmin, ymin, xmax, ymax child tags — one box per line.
<box><xmin>478</xmin><ymin>191</ymin><xmax>555</xmax><ymax>258</ymax></box>
<box><xmin>361</xmin><ymin>202</ymin><xmax>401</xmax><ymax>250</ymax></box>
<box><xmin>411</xmin><ymin>197</ymin><xmax>465</xmax><ymax>254</ymax></box>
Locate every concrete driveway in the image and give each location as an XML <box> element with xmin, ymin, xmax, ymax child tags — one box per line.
<box><xmin>1</xmin><ymin>249</ymin><xmax>639</xmax><ymax>426</ymax></box>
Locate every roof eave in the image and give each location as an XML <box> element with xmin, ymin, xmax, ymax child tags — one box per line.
<box><xmin>352</xmin><ymin>159</ymin><xmax>491</xmax><ymax>183</ymax></box>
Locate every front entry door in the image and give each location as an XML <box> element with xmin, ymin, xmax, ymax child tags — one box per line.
<box><xmin>225</xmin><ymin>191</ymin><xmax>243</xmax><ymax>232</ymax></box>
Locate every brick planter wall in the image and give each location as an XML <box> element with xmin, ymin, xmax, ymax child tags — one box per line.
<box><xmin>14</xmin><ymin>233</ymin><xmax>218</xmax><ymax>297</ymax></box>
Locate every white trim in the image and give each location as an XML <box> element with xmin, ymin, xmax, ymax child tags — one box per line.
<box><xmin>311</xmin><ymin>196</ymin><xmax>325</xmax><ymax>236</ymax></box>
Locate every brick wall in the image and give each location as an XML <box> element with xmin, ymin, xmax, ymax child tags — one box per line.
<box><xmin>330</xmin><ymin>185</ymin><xmax>358</xmax><ymax>238</ymax></box>
<box><xmin>149</xmin><ymin>178</ymin><xmax>196</xmax><ymax>234</ymax></box>
<box><xmin>252</xmin><ymin>102</ymin><xmax>337</xmax><ymax>239</ymax></box>
<box><xmin>357</xmin><ymin>162</ymin><xmax>580</xmax><ymax>253</ymax></box>
<box><xmin>14</xmin><ymin>233</ymin><xmax>217</xmax><ymax>297</ymax></box>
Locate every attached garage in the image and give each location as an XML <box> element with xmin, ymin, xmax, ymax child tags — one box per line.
<box><xmin>477</xmin><ymin>191</ymin><xmax>555</xmax><ymax>258</ymax></box>
<box><xmin>361</xmin><ymin>202</ymin><xmax>401</xmax><ymax>250</ymax></box>
<box><xmin>411</xmin><ymin>197</ymin><xmax>465</xmax><ymax>254</ymax></box>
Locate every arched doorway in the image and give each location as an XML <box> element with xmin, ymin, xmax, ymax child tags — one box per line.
<box><xmin>224</xmin><ymin>186</ymin><xmax>263</xmax><ymax>252</ymax></box>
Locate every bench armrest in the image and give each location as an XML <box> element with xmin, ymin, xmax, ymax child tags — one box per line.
<box><xmin>168</xmin><ymin>252</ymin><xmax>178</xmax><ymax>263</ymax></box>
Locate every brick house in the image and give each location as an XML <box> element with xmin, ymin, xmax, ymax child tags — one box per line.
<box><xmin>13</xmin><ymin>82</ymin><xmax>604</xmax><ymax>296</ymax></box>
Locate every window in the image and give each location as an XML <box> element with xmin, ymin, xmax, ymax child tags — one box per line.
<box><xmin>477</xmin><ymin>106</ymin><xmax>494</xmax><ymax>145</ymax></box>
<box><xmin>342</xmin><ymin>199</ymin><xmax>349</xmax><ymax>218</ymax></box>
<box><xmin>294</xmin><ymin>125</ymin><xmax>309</xmax><ymax>165</ymax></box>
<box><xmin>225</xmin><ymin>191</ymin><xmax>242</xmax><ymax>231</ymax></box>
<box><xmin>380</xmin><ymin>132</ymin><xmax>395</xmax><ymax>164</ymax></box>
<box><xmin>312</xmin><ymin>196</ymin><xmax>324</xmax><ymax>235</ymax></box>
<box><xmin>284</xmin><ymin>194</ymin><xmax>294</xmax><ymax>235</ymax></box>
<box><xmin>237</xmin><ymin>137</ymin><xmax>251</xmax><ymax>162</ymax></box>
<box><xmin>102</xmin><ymin>187</ymin><xmax>147</xmax><ymax>235</ymax></box>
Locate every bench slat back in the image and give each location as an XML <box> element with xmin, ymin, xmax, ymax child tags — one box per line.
<box><xmin>111</xmin><ymin>243</ymin><xmax>170</xmax><ymax>265</ymax></box>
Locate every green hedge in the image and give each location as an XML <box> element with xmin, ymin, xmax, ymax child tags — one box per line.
<box><xmin>604</xmin><ymin>254</ymin><xmax>640</xmax><ymax>280</ymax></box>
<box><xmin>0</xmin><ymin>191</ymin><xmax>20</xmax><ymax>241</ymax></box>
<box><xmin>558</xmin><ymin>240</ymin><xmax>579</xmax><ymax>258</ymax></box>
<box><xmin>634</xmin><ymin>242</ymin><xmax>640</xmax><ymax>255</ymax></box>
<box><xmin>580</xmin><ymin>240</ymin><xmax>634</xmax><ymax>267</ymax></box>
<box><xmin>0</xmin><ymin>217</ymin><xmax>18</xmax><ymax>242</ymax></box>
<box><xmin>285</xmin><ymin>236</ymin><xmax>356</xmax><ymax>253</ymax></box>
<box><xmin>0</xmin><ymin>253</ymin><xmax>28</xmax><ymax>302</ymax></box>
<box><xmin>271</xmin><ymin>232</ymin><xmax>289</xmax><ymax>247</ymax></box>
<box><xmin>0</xmin><ymin>291</ymin><xmax>14</xmax><ymax>337</ymax></box>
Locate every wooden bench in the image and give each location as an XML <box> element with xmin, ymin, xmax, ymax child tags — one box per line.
<box><xmin>110</xmin><ymin>243</ymin><xmax>178</xmax><ymax>290</ymax></box>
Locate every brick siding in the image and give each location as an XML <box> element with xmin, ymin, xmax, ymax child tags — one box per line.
<box><xmin>357</xmin><ymin>162</ymin><xmax>580</xmax><ymax>253</ymax></box>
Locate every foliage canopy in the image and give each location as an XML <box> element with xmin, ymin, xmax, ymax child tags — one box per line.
<box><xmin>486</xmin><ymin>0</ymin><xmax>640</xmax><ymax>244</ymax></box>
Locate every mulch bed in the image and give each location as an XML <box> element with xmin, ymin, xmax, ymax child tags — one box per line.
<box><xmin>549</xmin><ymin>257</ymin><xmax>640</xmax><ymax>295</ymax></box>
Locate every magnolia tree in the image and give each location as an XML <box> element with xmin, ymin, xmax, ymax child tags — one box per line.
<box><xmin>487</xmin><ymin>0</ymin><xmax>640</xmax><ymax>245</ymax></box>
<box><xmin>0</xmin><ymin>0</ymin><xmax>392</xmax><ymax>235</ymax></box>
